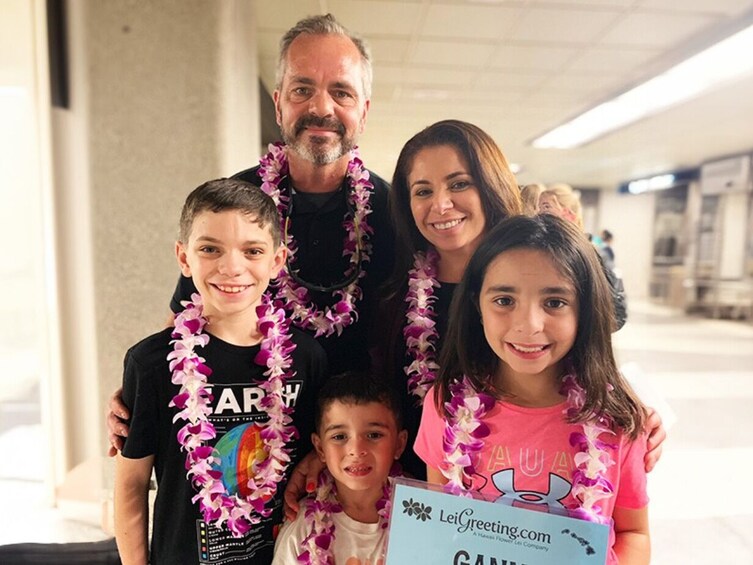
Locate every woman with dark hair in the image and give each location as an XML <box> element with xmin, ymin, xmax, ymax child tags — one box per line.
<box><xmin>378</xmin><ymin>120</ymin><xmax>522</xmax><ymax>478</ymax></box>
<box><xmin>380</xmin><ymin>119</ymin><xmax>661</xmax><ymax>481</ymax></box>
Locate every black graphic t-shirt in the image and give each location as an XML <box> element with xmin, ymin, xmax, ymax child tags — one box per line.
<box><xmin>121</xmin><ymin>326</ymin><xmax>327</xmax><ymax>565</ymax></box>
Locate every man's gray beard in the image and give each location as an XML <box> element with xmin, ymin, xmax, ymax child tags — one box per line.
<box><xmin>282</xmin><ymin>131</ymin><xmax>357</xmax><ymax>166</ymax></box>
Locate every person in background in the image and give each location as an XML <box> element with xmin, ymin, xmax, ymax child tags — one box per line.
<box><xmin>538</xmin><ymin>182</ymin><xmax>584</xmax><ymax>229</ymax></box>
<box><xmin>520</xmin><ymin>182</ymin><xmax>545</xmax><ymax>215</ymax></box>
<box><xmin>539</xmin><ymin>182</ymin><xmax>627</xmax><ymax>330</ymax></box>
<box><xmin>600</xmin><ymin>228</ymin><xmax>616</xmax><ymax>270</ymax></box>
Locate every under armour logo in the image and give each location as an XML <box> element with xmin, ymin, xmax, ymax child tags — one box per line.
<box><xmin>491</xmin><ymin>469</ymin><xmax>570</xmax><ymax>510</ymax></box>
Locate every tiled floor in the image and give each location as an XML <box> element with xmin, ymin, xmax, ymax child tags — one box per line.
<box><xmin>613</xmin><ymin>301</ymin><xmax>753</xmax><ymax>563</ymax></box>
<box><xmin>1</xmin><ymin>300</ymin><xmax>752</xmax><ymax>562</ymax></box>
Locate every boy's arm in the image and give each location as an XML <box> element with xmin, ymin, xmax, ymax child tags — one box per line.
<box><xmin>114</xmin><ymin>453</ymin><xmax>154</xmax><ymax>565</ymax></box>
<box><xmin>612</xmin><ymin>505</ymin><xmax>650</xmax><ymax>565</ymax></box>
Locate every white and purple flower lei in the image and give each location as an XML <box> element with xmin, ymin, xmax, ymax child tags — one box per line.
<box><xmin>442</xmin><ymin>374</ymin><xmax>616</xmax><ymax>523</ymax></box>
<box><xmin>440</xmin><ymin>377</ymin><xmax>495</xmax><ymax>497</ymax></box>
<box><xmin>297</xmin><ymin>465</ymin><xmax>400</xmax><ymax>564</ymax></box>
<box><xmin>258</xmin><ymin>142</ymin><xmax>374</xmax><ymax>338</ymax></box>
<box><xmin>168</xmin><ymin>293</ymin><xmax>297</xmax><ymax>537</ymax></box>
<box><xmin>560</xmin><ymin>373</ymin><xmax>616</xmax><ymax>524</ymax></box>
<box><xmin>403</xmin><ymin>250</ymin><xmax>441</xmax><ymax>402</ymax></box>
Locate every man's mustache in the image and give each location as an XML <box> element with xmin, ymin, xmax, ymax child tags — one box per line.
<box><xmin>294</xmin><ymin>115</ymin><xmax>346</xmax><ymax>137</ymax></box>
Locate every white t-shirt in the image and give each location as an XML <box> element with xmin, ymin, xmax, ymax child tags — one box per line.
<box><xmin>273</xmin><ymin>498</ymin><xmax>388</xmax><ymax>565</ymax></box>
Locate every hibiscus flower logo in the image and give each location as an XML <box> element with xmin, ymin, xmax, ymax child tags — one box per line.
<box><xmin>402</xmin><ymin>498</ymin><xmax>432</xmax><ymax>521</ymax></box>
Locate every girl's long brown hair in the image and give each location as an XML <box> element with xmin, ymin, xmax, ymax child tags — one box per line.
<box><xmin>436</xmin><ymin>214</ymin><xmax>646</xmax><ymax>438</ymax></box>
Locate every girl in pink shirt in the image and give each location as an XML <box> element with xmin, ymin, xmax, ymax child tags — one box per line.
<box><xmin>415</xmin><ymin>214</ymin><xmax>650</xmax><ymax>564</ymax></box>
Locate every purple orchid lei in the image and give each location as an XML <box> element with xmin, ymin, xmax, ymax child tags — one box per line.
<box><xmin>403</xmin><ymin>250</ymin><xmax>441</xmax><ymax>402</ymax></box>
<box><xmin>168</xmin><ymin>292</ymin><xmax>297</xmax><ymax>537</ymax></box>
<box><xmin>297</xmin><ymin>464</ymin><xmax>401</xmax><ymax>564</ymax></box>
<box><xmin>440</xmin><ymin>378</ymin><xmax>495</xmax><ymax>496</ymax></box>
<box><xmin>258</xmin><ymin>142</ymin><xmax>374</xmax><ymax>338</ymax></box>
<box><xmin>442</xmin><ymin>375</ymin><xmax>616</xmax><ymax>523</ymax></box>
<box><xmin>560</xmin><ymin>373</ymin><xmax>616</xmax><ymax>524</ymax></box>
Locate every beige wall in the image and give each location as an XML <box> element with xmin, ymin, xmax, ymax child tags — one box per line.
<box><xmin>52</xmin><ymin>0</ymin><xmax>261</xmax><ymax>474</ymax></box>
<box><xmin>598</xmin><ymin>189</ymin><xmax>655</xmax><ymax>301</ymax></box>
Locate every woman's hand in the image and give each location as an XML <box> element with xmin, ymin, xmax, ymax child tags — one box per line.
<box><xmin>644</xmin><ymin>408</ymin><xmax>666</xmax><ymax>472</ymax></box>
<box><xmin>283</xmin><ymin>450</ymin><xmax>324</xmax><ymax>521</ymax></box>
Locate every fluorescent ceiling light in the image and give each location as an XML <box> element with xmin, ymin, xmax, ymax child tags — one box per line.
<box><xmin>531</xmin><ymin>22</ymin><xmax>753</xmax><ymax>149</ymax></box>
<box><xmin>627</xmin><ymin>174</ymin><xmax>675</xmax><ymax>194</ymax></box>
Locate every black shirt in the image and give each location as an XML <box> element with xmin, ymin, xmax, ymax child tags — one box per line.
<box><xmin>171</xmin><ymin>164</ymin><xmax>394</xmax><ymax>375</ymax></box>
<box><xmin>121</xmin><ymin>327</ymin><xmax>327</xmax><ymax>564</ymax></box>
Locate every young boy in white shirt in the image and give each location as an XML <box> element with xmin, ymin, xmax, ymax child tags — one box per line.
<box><xmin>273</xmin><ymin>371</ymin><xmax>407</xmax><ymax>564</ymax></box>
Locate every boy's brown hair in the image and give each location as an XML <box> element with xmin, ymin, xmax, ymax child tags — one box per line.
<box><xmin>179</xmin><ymin>178</ymin><xmax>281</xmax><ymax>246</ymax></box>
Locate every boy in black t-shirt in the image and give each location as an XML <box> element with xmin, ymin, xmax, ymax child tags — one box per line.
<box><xmin>114</xmin><ymin>179</ymin><xmax>327</xmax><ymax>565</ymax></box>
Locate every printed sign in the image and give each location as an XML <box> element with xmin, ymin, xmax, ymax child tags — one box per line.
<box><xmin>385</xmin><ymin>478</ymin><xmax>609</xmax><ymax>565</ymax></box>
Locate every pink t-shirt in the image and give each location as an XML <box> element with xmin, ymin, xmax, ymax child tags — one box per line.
<box><xmin>414</xmin><ymin>387</ymin><xmax>648</xmax><ymax>564</ymax></box>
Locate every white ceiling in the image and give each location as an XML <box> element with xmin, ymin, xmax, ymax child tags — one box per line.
<box><xmin>255</xmin><ymin>0</ymin><xmax>753</xmax><ymax>189</ymax></box>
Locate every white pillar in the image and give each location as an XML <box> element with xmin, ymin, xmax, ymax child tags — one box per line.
<box><xmin>51</xmin><ymin>0</ymin><xmax>261</xmax><ymax>478</ymax></box>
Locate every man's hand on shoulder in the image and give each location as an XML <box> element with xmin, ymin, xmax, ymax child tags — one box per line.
<box><xmin>107</xmin><ymin>387</ymin><xmax>130</xmax><ymax>457</ymax></box>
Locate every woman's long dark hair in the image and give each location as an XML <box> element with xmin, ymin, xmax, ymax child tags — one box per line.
<box><xmin>385</xmin><ymin>119</ymin><xmax>522</xmax><ymax>300</ymax></box>
<box><xmin>376</xmin><ymin>120</ymin><xmax>522</xmax><ymax>382</ymax></box>
<box><xmin>436</xmin><ymin>214</ymin><xmax>646</xmax><ymax>438</ymax></box>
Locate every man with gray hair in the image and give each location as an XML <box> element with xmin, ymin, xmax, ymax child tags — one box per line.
<box><xmin>109</xmin><ymin>14</ymin><xmax>392</xmax><ymax>450</ymax></box>
<box><xmin>106</xmin><ymin>12</ymin><xmax>394</xmax><ymax>560</ymax></box>
<box><xmin>170</xmin><ymin>13</ymin><xmax>393</xmax><ymax>374</ymax></box>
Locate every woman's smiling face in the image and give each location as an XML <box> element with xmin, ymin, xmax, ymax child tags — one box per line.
<box><xmin>408</xmin><ymin>144</ymin><xmax>487</xmax><ymax>257</ymax></box>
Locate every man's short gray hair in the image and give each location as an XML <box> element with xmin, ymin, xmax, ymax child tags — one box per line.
<box><xmin>275</xmin><ymin>13</ymin><xmax>373</xmax><ymax>99</ymax></box>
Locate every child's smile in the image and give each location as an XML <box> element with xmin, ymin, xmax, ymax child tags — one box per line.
<box><xmin>478</xmin><ymin>248</ymin><xmax>578</xmax><ymax>403</ymax></box>
<box><xmin>213</xmin><ymin>283</ymin><xmax>252</xmax><ymax>294</ymax></box>
<box><xmin>176</xmin><ymin>209</ymin><xmax>285</xmax><ymax>332</ymax></box>
<box><xmin>314</xmin><ymin>400</ymin><xmax>407</xmax><ymax>497</ymax></box>
<box><xmin>507</xmin><ymin>341</ymin><xmax>552</xmax><ymax>359</ymax></box>
<box><xmin>344</xmin><ymin>463</ymin><xmax>373</xmax><ymax>477</ymax></box>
